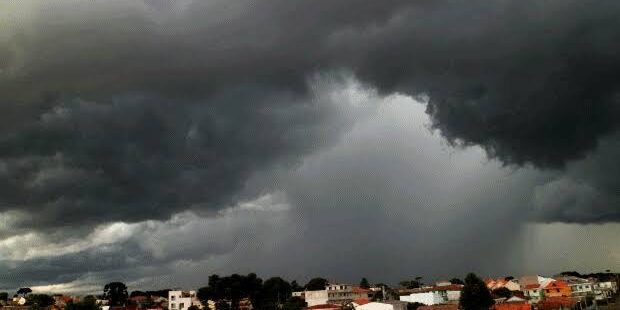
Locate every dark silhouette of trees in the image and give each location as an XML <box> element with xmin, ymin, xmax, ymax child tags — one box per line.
<box><xmin>304</xmin><ymin>278</ymin><xmax>328</xmax><ymax>291</ymax></box>
<box><xmin>25</xmin><ymin>294</ymin><xmax>54</xmax><ymax>310</ymax></box>
<box><xmin>103</xmin><ymin>282</ymin><xmax>128</xmax><ymax>306</ymax></box>
<box><xmin>492</xmin><ymin>287</ymin><xmax>512</xmax><ymax>299</ymax></box>
<box><xmin>450</xmin><ymin>278</ymin><xmax>464</xmax><ymax>285</ymax></box>
<box><xmin>360</xmin><ymin>278</ymin><xmax>370</xmax><ymax>289</ymax></box>
<box><xmin>459</xmin><ymin>273</ymin><xmax>494</xmax><ymax>310</ymax></box>
<box><xmin>17</xmin><ymin>288</ymin><xmax>32</xmax><ymax>297</ymax></box>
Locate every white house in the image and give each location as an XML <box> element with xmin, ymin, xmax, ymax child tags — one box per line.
<box><xmin>169</xmin><ymin>291</ymin><xmax>202</xmax><ymax>310</ymax></box>
<box><xmin>556</xmin><ymin>276</ymin><xmax>594</xmax><ymax>297</ymax></box>
<box><xmin>522</xmin><ymin>284</ymin><xmax>543</xmax><ymax>304</ymax></box>
<box><xmin>399</xmin><ymin>285</ymin><xmax>462</xmax><ymax>305</ymax></box>
<box><xmin>593</xmin><ymin>281</ymin><xmax>618</xmax><ymax>300</ymax></box>
<box><xmin>356</xmin><ymin>301</ymin><xmax>408</xmax><ymax>310</ymax></box>
<box><xmin>301</xmin><ymin>283</ymin><xmax>370</xmax><ymax>307</ymax></box>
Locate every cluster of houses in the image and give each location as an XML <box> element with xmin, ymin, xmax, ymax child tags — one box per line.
<box><xmin>291</xmin><ymin>275</ymin><xmax>618</xmax><ymax>310</ymax></box>
<box><xmin>1</xmin><ymin>275</ymin><xmax>616</xmax><ymax>310</ymax></box>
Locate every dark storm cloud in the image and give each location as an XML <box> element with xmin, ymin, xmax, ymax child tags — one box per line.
<box><xmin>2</xmin><ymin>0</ymin><xmax>620</xmax><ymax>229</ymax></box>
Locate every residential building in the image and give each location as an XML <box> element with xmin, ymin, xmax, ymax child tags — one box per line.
<box><xmin>399</xmin><ymin>285</ymin><xmax>463</xmax><ymax>305</ymax></box>
<box><xmin>593</xmin><ymin>280</ymin><xmax>618</xmax><ymax>300</ymax></box>
<box><xmin>168</xmin><ymin>291</ymin><xmax>202</xmax><ymax>310</ymax></box>
<box><xmin>542</xmin><ymin>280</ymin><xmax>571</xmax><ymax>298</ymax></box>
<box><xmin>555</xmin><ymin>276</ymin><xmax>594</xmax><ymax>297</ymax></box>
<box><xmin>304</xmin><ymin>304</ymin><xmax>341</xmax><ymax>310</ymax></box>
<box><xmin>522</xmin><ymin>284</ymin><xmax>543</xmax><ymax>304</ymax></box>
<box><xmin>355</xmin><ymin>301</ymin><xmax>408</xmax><ymax>310</ymax></box>
<box><xmin>301</xmin><ymin>283</ymin><xmax>370</xmax><ymax>307</ymax></box>
<box><xmin>486</xmin><ymin>278</ymin><xmax>521</xmax><ymax>291</ymax></box>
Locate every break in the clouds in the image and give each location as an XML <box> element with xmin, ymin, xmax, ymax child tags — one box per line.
<box><xmin>1</xmin><ymin>0</ymin><xmax>620</xmax><ymax>291</ymax></box>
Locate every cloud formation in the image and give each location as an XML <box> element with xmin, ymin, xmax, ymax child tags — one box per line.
<box><xmin>1</xmin><ymin>0</ymin><xmax>620</xmax><ymax>292</ymax></box>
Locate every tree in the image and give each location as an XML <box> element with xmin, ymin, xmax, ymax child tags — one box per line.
<box><xmin>282</xmin><ymin>297</ymin><xmax>306</xmax><ymax>310</ymax></box>
<box><xmin>260</xmin><ymin>277</ymin><xmax>292</xmax><ymax>309</ymax></box>
<box><xmin>103</xmin><ymin>282</ymin><xmax>128</xmax><ymax>306</ymax></box>
<box><xmin>492</xmin><ymin>287</ymin><xmax>512</xmax><ymax>299</ymax></box>
<box><xmin>215</xmin><ymin>300</ymin><xmax>231</xmax><ymax>310</ymax></box>
<box><xmin>66</xmin><ymin>295</ymin><xmax>100</xmax><ymax>310</ymax></box>
<box><xmin>25</xmin><ymin>294</ymin><xmax>55</xmax><ymax>310</ymax></box>
<box><xmin>559</xmin><ymin>271</ymin><xmax>581</xmax><ymax>277</ymax></box>
<box><xmin>17</xmin><ymin>288</ymin><xmax>32</xmax><ymax>297</ymax></box>
<box><xmin>504</xmin><ymin>276</ymin><xmax>514</xmax><ymax>281</ymax></box>
<box><xmin>290</xmin><ymin>281</ymin><xmax>303</xmax><ymax>292</ymax></box>
<box><xmin>130</xmin><ymin>291</ymin><xmax>147</xmax><ymax>298</ymax></box>
<box><xmin>304</xmin><ymin>278</ymin><xmax>328</xmax><ymax>291</ymax></box>
<box><xmin>188</xmin><ymin>305</ymin><xmax>200</xmax><ymax>310</ymax></box>
<box><xmin>360</xmin><ymin>278</ymin><xmax>370</xmax><ymax>289</ymax></box>
<box><xmin>450</xmin><ymin>278</ymin><xmax>464</xmax><ymax>285</ymax></box>
<box><xmin>459</xmin><ymin>273</ymin><xmax>494</xmax><ymax>310</ymax></box>
<box><xmin>399</xmin><ymin>280</ymin><xmax>421</xmax><ymax>289</ymax></box>
<box><xmin>0</xmin><ymin>292</ymin><xmax>8</xmax><ymax>302</ymax></box>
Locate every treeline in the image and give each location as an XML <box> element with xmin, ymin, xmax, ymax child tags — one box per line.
<box><xmin>559</xmin><ymin>271</ymin><xmax>620</xmax><ymax>281</ymax></box>
<box><xmin>196</xmin><ymin>273</ymin><xmax>313</xmax><ymax>310</ymax></box>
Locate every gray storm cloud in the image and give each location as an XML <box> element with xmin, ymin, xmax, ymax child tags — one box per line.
<box><xmin>1</xmin><ymin>0</ymin><xmax>619</xmax><ymax>226</ymax></box>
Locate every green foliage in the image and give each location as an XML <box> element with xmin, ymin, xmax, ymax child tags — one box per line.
<box><xmin>187</xmin><ymin>305</ymin><xmax>200</xmax><ymax>310</ymax></box>
<box><xmin>290</xmin><ymin>281</ymin><xmax>303</xmax><ymax>292</ymax></box>
<box><xmin>103</xmin><ymin>282</ymin><xmax>128</xmax><ymax>306</ymax></box>
<box><xmin>492</xmin><ymin>287</ymin><xmax>512</xmax><ymax>299</ymax></box>
<box><xmin>399</xmin><ymin>280</ymin><xmax>421</xmax><ymax>289</ymax></box>
<box><xmin>25</xmin><ymin>294</ymin><xmax>55</xmax><ymax>310</ymax></box>
<box><xmin>197</xmin><ymin>273</ymin><xmax>263</xmax><ymax>309</ymax></box>
<box><xmin>259</xmin><ymin>277</ymin><xmax>292</xmax><ymax>309</ymax></box>
<box><xmin>0</xmin><ymin>292</ymin><xmax>8</xmax><ymax>302</ymax></box>
<box><xmin>66</xmin><ymin>295</ymin><xmax>101</xmax><ymax>310</ymax></box>
<box><xmin>450</xmin><ymin>278</ymin><xmax>464</xmax><ymax>285</ymax></box>
<box><xmin>282</xmin><ymin>297</ymin><xmax>306</xmax><ymax>310</ymax></box>
<box><xmin>304</xmin><ymin>278</ymin><xmax>328</xmax><ymax>291</ymax></box>
<box><xmin>459</xmin><ymin>273</ymin><xmax>494</xmax><ymax>310</ymax></box>
<box><xmin>215</xmin><ymin>300</ymin><xmax>231</xmax><ymax>310</ymax></box>
<box><xmin>360</xmin><ymin>278</ymin><xmax>370</xmax><ymax>289</ymax></box>
<box><xmin>17</xmin><ymin>288</ymin><xmax>32</xmax><ymax>296</ymax></box>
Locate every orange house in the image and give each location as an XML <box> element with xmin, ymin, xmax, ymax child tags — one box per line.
<box><xmin>543</xmin><ymin>280</ymin><xmax>571</xmax><ymax>298</ymax></box>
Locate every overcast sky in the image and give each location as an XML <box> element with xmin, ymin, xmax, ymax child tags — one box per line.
<box><xmin>1</xmin><ymin>0</ymin><xmax>620</xmax><ymax>294</ymax></box>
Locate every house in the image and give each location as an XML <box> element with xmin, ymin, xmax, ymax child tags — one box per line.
<box><xmin>493</xmin><ymin>303</ymin><xmax>531</xmax><ymax>310</ymax></box>
<box><xmin>555</xmin><ymin>276</ymin><xmax>594</xmax><ymax>297</ymax></box>
<box><xmin>537</xmin><ymin>297</ymin><xmax>576</xmax><ymax>310</ymax></box>
<box><xmin>593</xmin><ymin>280</ymin><xmax>617</xmax><ymax>300</ymax></box>
<box><xmin>486</xmin><ymin>278</ymin><xmax>521</xmax><ymax>291</ymax></box>
<box><xmin>355</xmin><ymin>301</ymin><xmax>408</xmax><ymax>310</ymax></box>
<box><xmin>304</xmin><ymin>304</ymin><xmax>341</xmax><ymax>310</ymax></box>
<box><xmin>399</xmin><ymin>285</ymin><xmax>463</xmax><ymax>305</ymax></box>
<box><xmin>53</xmin><ymin>295</ymin><xmax>74</xmax><ymax>308</ymax></box>
<box><xmin>522</xmin><ymin>284</ymin><xmax>543</xmax><ymax>304</ymax></box>
<box><xmin>301</xmin><ymin>283</ymin><xmax>370</xmax><ymax>307</ymax></box>
<box><xmin>542</xmin><ymin>281</ymin><xmax>571</xmax><ymax>298</ymax></box>
<box><xmin>168</xmin><ymin>291</ymin><xmax>202</xmax><ymax>310</ymax></box>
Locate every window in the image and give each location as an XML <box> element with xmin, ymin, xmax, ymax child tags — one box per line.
<box><xmin>556</xmin><ymin>289</ymin><xmax>560</xmax><ymax>293</ymax></box>
<box><xmin>171</xmin><ymin>304</ymin><xmax>176</xmax><ymax>309</ymax></box>
<box><xmin>171</xmin><ymin>296</ymin><xmax>176</xmax><ymax>301</ymax></box>
<box><xmin>180</xmin><ymin>303</ymin><xmax>185</xmax><ymax>309</ymax></box>
<box><xmin>533</xmin><ymin>290</ymin><xmax>537</xmax><ymax>293</ymax></box>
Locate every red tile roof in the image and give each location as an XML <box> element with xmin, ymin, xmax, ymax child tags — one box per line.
<box><xmin>524</xmin><ymin>284</ymin><xmax>540</xmax><ymax>289</ymax></box>
<box><xmin>353</xmin><ymin>298</ymin><xmax>370</xmax><ymax>305</ymax></box>
<box><xmin>352</xmin><ymin>287</ymin><xmax>370</xmax><ymax>293</ymax></box>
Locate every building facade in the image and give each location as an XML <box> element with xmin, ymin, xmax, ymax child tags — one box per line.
<box><xmin>168</xmin><ymin>291</ymin><xmax>202</xmax><ymax>310</ymax></box>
